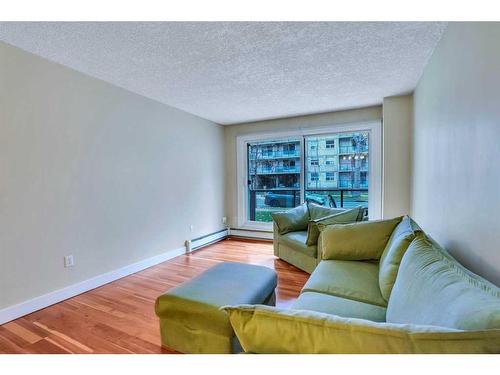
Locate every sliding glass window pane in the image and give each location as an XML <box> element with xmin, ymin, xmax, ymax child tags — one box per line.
<box><xmin>247</xmin><ymin>138</ymin><xmax>301</xmax><ymax>222</ymax></box>
<box><xmin>305</xmin><ymin>132</ymin><xmax>369</xmax><ymax>211</ymax></box>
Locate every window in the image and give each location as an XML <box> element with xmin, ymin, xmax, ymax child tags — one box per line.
<box><xmin>283</xmin><ymin>143</ymin><xmax>296</xmax><ymax>154</ymax></box>
<box><xmin>262</xmin><ymin>145</ymin><xmax>273</xmax><ymax>157</ymax></box>
<box><xmin>236</xmin><ymin>121</ymin><xmax>382</xmax><ymax>229</ymax></box>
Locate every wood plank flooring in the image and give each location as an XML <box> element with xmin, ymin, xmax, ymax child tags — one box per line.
<box><xmin>0</xmin><ymin>238</ymin><xmax>308</xmax><ymax>354</ymax></box>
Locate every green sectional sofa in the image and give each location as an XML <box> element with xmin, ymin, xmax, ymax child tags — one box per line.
<box><xmin>272</xmin><ymin>203</ymin><xmax>365</xmax><ymax>273</ymax></box>
<box><xmin>223</xmin><ymin>215</ymin><xmax>500</xmax><ymax>353</ymax></box>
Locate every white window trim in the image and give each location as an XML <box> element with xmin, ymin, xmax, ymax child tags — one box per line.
<box><xmin>236</xmin><ymin>120</ymin><xmax>382</xmax><ymax>231</ymax></box>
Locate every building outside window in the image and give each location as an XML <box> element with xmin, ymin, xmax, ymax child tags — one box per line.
<box><xmin>244</xmin><ymin>129</ymin><xmax>372</xmax><ymax>224</ymax></box>
<box><xmin>263</xmin><ymin>145</ymin><xmax>273</xmax><ymax>157</ymax></box>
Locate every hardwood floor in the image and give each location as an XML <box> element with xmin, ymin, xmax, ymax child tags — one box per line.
<box><xmin>0</xmin><ymin>238</ymin><xmax>308</xmax><ymax>354</ymax></box>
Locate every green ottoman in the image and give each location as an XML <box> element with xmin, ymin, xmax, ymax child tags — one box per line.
<box><xmin>155</xmin><ymin>262</ymin><xmax>277</xmax><ymax>354</ymax></box>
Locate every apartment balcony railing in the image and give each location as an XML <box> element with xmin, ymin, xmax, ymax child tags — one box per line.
<box><xmin>305</xmin><ymin>188</ymin><xmax>368</xmax><ymax>210</ymax></box>
<box><xmin>249</xmin><ymin>188</ymin><xmax>368</xmax><ymax>221</ymax></box>
<box><xmin>339</xmin><ymin>165</ymin><xmax>353</xmax><ymax>171</ymax></box>
<box><xmin>250</xmin><ymin>150</ymin><xmax>301</xmax><ymax>160</ymax></box>
<box><xmin>338</xmin><ymin>146</ymin><xmax>369</xmax><ymax>154</ymax></box>
<box><xmin>339</xmin><ymin>165</ymin><xmax>368</xmax><ymax>172</ymax></box>
<box><xmin>252</xmin><ymin>166</ymin><xmax>301</xmax><ymax>174</ymax></box>
<box><xmin>339</xmin><ymin>181</ymin><xmax>368</xmax><ymax>189</ymax></box>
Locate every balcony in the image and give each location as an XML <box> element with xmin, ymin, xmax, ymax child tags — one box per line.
<box><xmin>339</xmin><ymin>165</ymin><xmax>353</xmax><ymax>171</ymax></box>
<box><xmin>339</xmin><ymin>181</ymin><xmax>368</xmax><ymax>189</ymax></box>
<box><xmin>338</xmin><ymin>146</ymin><xmax>369</xmax><ymax>154</ymax></box>
<box><xmin>253</xmin><ymin>166</ymin><xmax>301</xmax><ymax>174</ymax></box>
<box><xmin>250</xmin><ymin>150</ymin><xmax>301</xmax><ymax>160</ymax></box>
<box><xmin>339</xmin><ymin>164</ymin><xmax>368</xmax><ymax>172</ymax></box>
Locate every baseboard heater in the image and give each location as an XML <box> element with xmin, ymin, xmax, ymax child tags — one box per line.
<box><xmin>184</xmin><ymin>228</ymin><xmax>273</xmax><ymax>252</ymax></box>
<box><xmin>185</xmin><ymin>228</ymin><xmax>229</xmax><ymax>252</ymax></box>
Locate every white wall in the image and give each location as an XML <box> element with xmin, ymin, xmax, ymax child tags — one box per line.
<box><xmin>412</xmin><ymin>23</ymin><xmax>500</xmax><ymax>285</ymax></box>
<box><xmin>382</xmin><ymin>95</ymin><xmax>413</xmax><ymax>218</ymax></box>
<box><xmin>224</xmin><ymin>107</ymin><xmax>383</xmax><ymax>228</ymax></box>
<box><xmin>0</xmin><ymin>42</ymin><xmax>226</xmax><ymax>310</ymax></box>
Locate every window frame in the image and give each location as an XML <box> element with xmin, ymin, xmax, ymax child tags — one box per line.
<box><xmin>325</xmin><ymin>139</ymin><xmax>335</xmax><ymax>149</ymax></box>
<box><xmin>236</xmin><ymin>120</ymin><xmax>382</xmax><ymax>231</ymax></box>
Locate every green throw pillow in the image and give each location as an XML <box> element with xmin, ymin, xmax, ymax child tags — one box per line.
<box><xmin>306</xmin><ymin>206</ymin><xmax>362</xmax><ymax>246</ymax></box>
<box><xmin>271</xmin><ymin>203</ymin><xmax>309</xmax><ymax>235</ymax></box>
<box><xmin>378</xmin><ymin>216</ymin><xmax>422</xmax><ymax>301</ymax></box>
<box><xmin>320</xmin><ymin>216</ymin><xmax>403</xmax><ymax>261</ymax></box>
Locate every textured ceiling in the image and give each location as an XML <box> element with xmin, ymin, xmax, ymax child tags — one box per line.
<box><xmin>0</xmin><ymin>22</ymin><xmax>446</xmax><ymax>124</ymax></box>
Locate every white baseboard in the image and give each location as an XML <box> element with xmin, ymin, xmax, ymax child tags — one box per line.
<box><xmin>0</xmin><ymin>245</ymin><xmax>187</xmax><ymax>325</ymax></box>
<box><xmin>229</xmin><ymin>228</ymin><xmax>273</xmax><ymax>240</ymax></box>
<box><xmin>0</xmin><ymin>228</ymin><xmax>254</xmax><ymax>325</ymax></box>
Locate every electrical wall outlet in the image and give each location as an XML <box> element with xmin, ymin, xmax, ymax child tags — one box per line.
<box><xmin>189</xmin><ymin>225</ymin><xmax>194</xmax><ymax>232</ymax></box>
<box><xmin>64</xmin><ymin>255</ymin><xmax>75</xmax><ymax>268</ymax></box>
<box><xmin>222</xmin><ymin>216</ymin><xmax>227</xmax><ymax>225</ymax></box>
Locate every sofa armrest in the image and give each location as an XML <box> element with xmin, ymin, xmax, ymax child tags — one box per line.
<box><xmin>222</xmin><ymin>305</ymin><xmax>500</xmax><ymax>354</ymax></box>
<box><xmin>272</xmin><ymin>222</ymin><xmax>280</xmax><ymax>257</ymax></box>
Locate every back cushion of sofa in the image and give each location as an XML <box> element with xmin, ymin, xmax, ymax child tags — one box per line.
<box><xmin>378</xmin><ymin>216</ymin><xmax>422</xmax><ymax>301</ymax></box>
<box><xmin>306</xmin><ymin>207</ymin><xmax>362</xmax><ymax>246</ymax></box>
<box><xmin>271</xmin><ymin>203</ymin><xmax>309</xmax><ymax>235</ymax></box>
<box><xmin>320</xmin><ymin>217</ymin><xmax>402</xmax><ymax>261</ymax></box>
<box><xmin>386</xmin><ymin>236</ymin><xmax>500</xmax><ymax>330</ymax></box>
<box><xmin>308</xmin><ymin>202</ymin><xmax>345</xmax><ymax>221</ymax></box>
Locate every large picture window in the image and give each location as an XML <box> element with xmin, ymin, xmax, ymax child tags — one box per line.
<box><xmin>237</xmin><ymin>121</ymin><xmax>381</xmax><ymax>230</ymax></box>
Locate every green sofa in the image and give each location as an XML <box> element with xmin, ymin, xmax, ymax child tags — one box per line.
<box><xmin>272</xmin><ymin>203</ymin><xmax>366</xmax><ymax>273</ymax></box>
<box><xmin>224</xmin><ymin>215</ymin><xmax>500</xmax><ymax>353</ymax></box>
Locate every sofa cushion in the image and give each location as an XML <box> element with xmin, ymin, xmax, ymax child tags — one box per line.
<box><xmin>292</xmin><ymin>291</ymin><xmax>387</xmax><ymax>322</ymax></box>
<box><xmin>386</xmin><ymin>236</ymin><xmax>500</xmax><ymax>330</ymax></box>
<box><xmin>279</xmin><ymin>231</ymin><xmax>316</xmax><ymax>258</ymax></box>
<box><xmin>271</xmin><ymin>203</ymin><xmax>309</xmax><ymax>235</ymax></box>
<box><xmin>308</xmin><ymin>202</ymin><xmax>345</xmax><ymax>220</ymax></box>
<box><xmin>302</xmin><ymin>260</ymin><xmax>387</xmax><ymax>307</ymax></box>
<box><xmin>223</xmin><ymin>305</ymin><xmax>500</xmax><ymax>354</ymax></box>
<box><xmin>378</xmin><ymin>216</ymin><xmax>422</xmax><ymax>301</ymax></box>
<box><xmin>306</xmin><ymin>206</ymin><xmax>362</xmax><ymax>246</ymax></box>
<box><xmin>320</xmin><ymin>217</ymin><xmax>403</xmax><ymax>261</ymax></box>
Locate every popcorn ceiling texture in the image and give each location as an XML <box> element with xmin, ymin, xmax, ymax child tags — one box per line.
<box><xmin>0</xmin><ymin>22</ymin><xmax>446</xmax><ymax>125</ymax></box>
